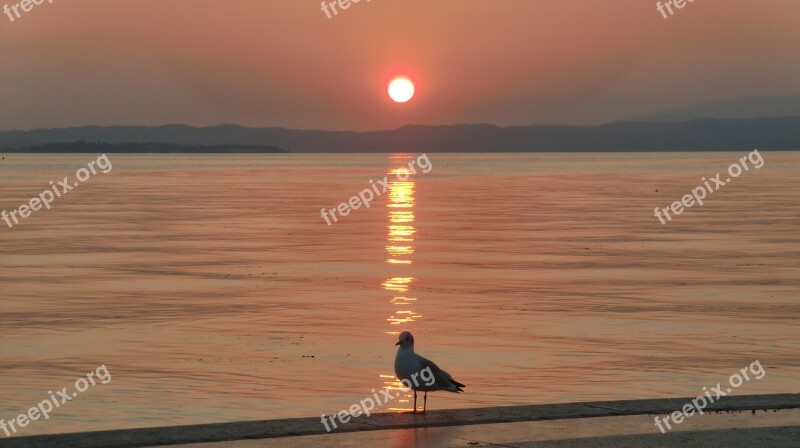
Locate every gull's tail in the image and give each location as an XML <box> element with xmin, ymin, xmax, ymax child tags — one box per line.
<box><xmin>441</xmin><ymin>372</ymin><xmax>465</xmax><ymax>393</ymax></box>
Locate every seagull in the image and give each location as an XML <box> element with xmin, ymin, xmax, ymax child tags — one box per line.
<box><xmin>394</xmin><ymin>331</ymin><xmax>465</xmax><ymax>413</ymax></box>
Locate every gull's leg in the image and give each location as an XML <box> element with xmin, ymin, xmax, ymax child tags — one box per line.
<box><xmin>423</xmin><ymin>391</ymin><xmax>427</xmax><ymax>413</ymax></box>
<box><xmin>413</xmin><ymin>390</ymin><xmax>417</xmax><ymax>413</ymax></box>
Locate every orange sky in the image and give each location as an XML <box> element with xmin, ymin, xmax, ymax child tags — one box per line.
<box><xmin>1</xmin><ymin>0</ymin><xmax>799</xmax><ymax>130</ymax></box>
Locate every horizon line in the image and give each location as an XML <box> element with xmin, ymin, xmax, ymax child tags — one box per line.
<box><xmin>3</xmin><ymin>115</ymin><xmax>800</xmax><ymax>134</ymax></box>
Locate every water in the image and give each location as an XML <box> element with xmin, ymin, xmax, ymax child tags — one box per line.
<box><xmin>0</xmin><ymin>152</ymin><xmax>798</xmax><ymax>435</ymax></box>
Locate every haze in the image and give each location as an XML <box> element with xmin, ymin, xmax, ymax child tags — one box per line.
<box><xmin>0</xmin><ymin>0</ymin><xmax>799</xmax><ymax>131</ymax></box>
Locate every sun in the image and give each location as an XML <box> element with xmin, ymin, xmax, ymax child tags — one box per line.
<box><xmin>388</xmin><ymin>77</ymin><xmax>415</xmax><ymax>103</ymax></box>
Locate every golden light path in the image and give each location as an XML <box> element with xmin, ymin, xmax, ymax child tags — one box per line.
<box><xmin>381</xmin><ymin>157</ymin><xmax>422</xmax><ymax>411</ymax></box>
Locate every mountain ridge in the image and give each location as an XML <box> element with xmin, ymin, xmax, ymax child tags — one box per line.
<box><xmin>1</xmin><ymin>117</ymin><xmax>799</xmax><ymax>152</ymax></box>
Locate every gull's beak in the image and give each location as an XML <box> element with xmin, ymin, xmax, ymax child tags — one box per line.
<box><xmin>395</xmin><ymin>341</ymin><xmax>401</xmax><ymax>346</ymax></box>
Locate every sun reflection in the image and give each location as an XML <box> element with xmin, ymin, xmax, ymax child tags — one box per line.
<box><xmin>381</xmin><ymin>155</ymin><xmax>422</xmax><ymax>412</ymax></box>
<box><xmin>388</xmin><ymin>225</ymin><xmax>415</xmax><ymax>242</ymax></box>
<box><xmin>381</xmin><ymin>277</ymin><xmax>414</xmax><ymax>292</ymax></box>
<box><xmin>385</xmin><ymin>170</ymin><xmax>417</xmax><ymax>267</ymax></box>
<box><xmin>380</xmin><ymin>374</ymin><xmax>413</xmax><ymax>411</ymax></box>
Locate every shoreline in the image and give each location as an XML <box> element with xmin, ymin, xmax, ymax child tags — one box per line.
<box><xmin>3</xmin><ymin>393</ymin><xmax>798</xmax><ymax>448</ymax></box>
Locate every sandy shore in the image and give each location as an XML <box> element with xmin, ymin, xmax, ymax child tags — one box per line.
<box><xmin>2</xmin><ymin>393</ymin><xmax>798</xmax><ymax>448</ymax></box>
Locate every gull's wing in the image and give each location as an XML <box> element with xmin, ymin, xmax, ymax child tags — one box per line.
<box><xmin>416</xmin><ymin>354</ymin><xmax>465</xmax><ymax>393</ymax></box>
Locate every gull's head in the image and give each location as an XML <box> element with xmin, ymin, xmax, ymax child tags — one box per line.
<box><xmin>395</xmin><ymin>331</ymin><xmax>414</xmax><ymax>348</ymax></box>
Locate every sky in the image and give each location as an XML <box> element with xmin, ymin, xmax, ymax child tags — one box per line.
<box><xmin>1</xmin><ymin>0</ymin><xmax>799</xmax><ymax>131</ymax></box>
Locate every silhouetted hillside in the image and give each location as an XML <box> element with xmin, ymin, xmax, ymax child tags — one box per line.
<box><xmin>1</xmin><ymin>117</ymin><xmax>798</xmax><ymax>152</ymax></box>
<box><xmin>4</xmin><ymin>141</ymin><xmax>286</xmax><ymax>153</ymax></box>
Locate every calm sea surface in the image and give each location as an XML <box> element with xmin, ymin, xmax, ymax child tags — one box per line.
<box><xmin>1</xmin><ymin>152</ymin><xmax>798</xmax><ymax>435</ymax></box>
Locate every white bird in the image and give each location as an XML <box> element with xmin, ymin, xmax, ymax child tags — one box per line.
<box><xmin>394</xmin><ymin>331</ymin><xmax>465</xmax><ymax>413</ymax></box>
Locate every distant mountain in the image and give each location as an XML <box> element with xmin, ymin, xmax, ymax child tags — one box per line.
<box><xmin>1</xmin><ymin>117</ymin><xmax>799</xmax><ymax>152</ymax></box>
<box><xmin>638</xmin><ymin>95</ymin><xmax>800</xmax><ymax>122</ymax></box>
<box><xmin>5</xmin><ymin>141</ymin><xmax>286</xmax><ymax>153</ymax></box>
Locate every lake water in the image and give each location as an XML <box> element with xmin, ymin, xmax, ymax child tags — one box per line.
<box><xmin>0</xmin><ymin>152</ymin><xmax>798</xmax><ymax>436</ymax></box>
